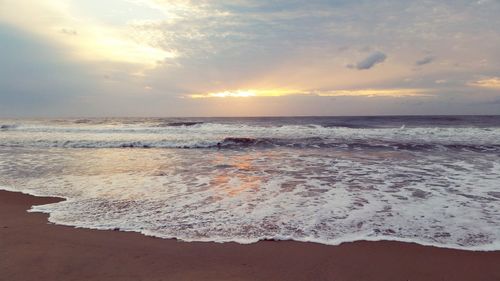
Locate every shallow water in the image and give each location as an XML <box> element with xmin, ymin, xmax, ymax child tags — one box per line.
<box><xmin>1</xmin><ymin>116</ymin><xmax>499</xmax><ymax>250</ymax></box>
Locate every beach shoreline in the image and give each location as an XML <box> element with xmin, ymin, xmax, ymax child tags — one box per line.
<box><xmin>1</xmin><ymin>190</ymin><xmax>499</xmax><ymax>281</ymax></box>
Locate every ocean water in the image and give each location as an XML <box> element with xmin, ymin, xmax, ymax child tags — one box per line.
<box><xmin>0</xmin><ymin>116</ymin><xmax>499</xmax><ymax>250</ymax></box>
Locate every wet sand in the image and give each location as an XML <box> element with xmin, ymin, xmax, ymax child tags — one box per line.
<box><xmin>1</xmin><ymin>190</ymin><xmax>499</xmax><ymax>281</ymax></box>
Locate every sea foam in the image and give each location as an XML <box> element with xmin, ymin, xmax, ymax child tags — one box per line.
<box><xmin>1</xmin><ymin>144</ymin><xmax>499</xmax><ymax>251</ymax></box>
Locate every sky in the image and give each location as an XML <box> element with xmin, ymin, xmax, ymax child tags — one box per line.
<box><xmin>1</xmin><ymin>0</ymin><xmax>500</xmax><ymax>117</ymax></box>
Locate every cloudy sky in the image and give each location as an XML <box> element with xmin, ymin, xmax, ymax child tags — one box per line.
<box><xmin>1</xmin><ymin>0</ymin><xmax>499</xmax><ymax>117</ymax></box>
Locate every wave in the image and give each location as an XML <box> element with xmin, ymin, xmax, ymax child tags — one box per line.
<box><xmin>2</xmin><ymin>120</ymin><xmax>499</xmax><ymax>252</ymax></box>
<box><xmin>156</xmin><ymin>121</ymin><xmax>204</xmax><ymax>127</ymax></box>
<box><xmin>1</xmin><ymin>183</ymin><xmax>499</xmax><ymax>252</ymax></box>
<box><xmin>0</xmin><ymin>124</ymin><xmax>18</xmax><ymax>130</ymax></box>
<box><xmin>2</xmin><ymin>137</ymin><xmax>500</xmax><ymax>152</ymax></box>
<box><xmin>1</xmin><ymin>122</ymin><xmax>500</xmax><ymax>151</ymax></box>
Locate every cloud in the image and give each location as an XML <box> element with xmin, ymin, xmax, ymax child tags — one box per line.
<box><xmin>349</xmin><ymin>51</ymin><xmax>387</xmax><ymax>70</ymax></box>
<box><xmin>416</xmin><ymin>56</ymin><xmax>435</xmax><ymax>66</ymax></box>
<box><xmin>60</xmin><ymin>28</ymin><xmax>78</xmax><ymax>36</ymax></box>
<box><xmin>2</xmin><ymin>0</ymin><xmax>500</xmax><ymax>116</ymax></box>
<box><xmin>0</xmin><ymin>0</ymin><xmax>175</xmax><ymax>67</ymax></box>
<box><xmin>468</xmin><ymin>77</ymin><xmax>500</xmax><ymax>89</ymax></box>
<box><xmin>312</xmin><ymin>88</ymin><xmax>432</xmax><ymax>97</ymax></box>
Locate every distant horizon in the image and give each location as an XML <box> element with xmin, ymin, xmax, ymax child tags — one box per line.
<box><xmin>2</xmin><ymin>114</ymin><xmax>500</xmax><ymax>120</ymax></box>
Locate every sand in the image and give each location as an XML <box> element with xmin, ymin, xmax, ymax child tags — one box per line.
<box><xmin>1</xmin><ymin>190</ymin><xmax>499</xmax><ymax>281</ymax></box>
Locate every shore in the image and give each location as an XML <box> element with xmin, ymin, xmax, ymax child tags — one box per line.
<box><xmin>1</xmin><ymin>190</ymin><xmax>499</xmax><ymax>281</ymax></box>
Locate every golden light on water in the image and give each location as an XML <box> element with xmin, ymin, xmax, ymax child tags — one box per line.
<box><xmin>210</xmin><ymin>154</ymin><xmax>261</xmax><ymax>197</ymax></box>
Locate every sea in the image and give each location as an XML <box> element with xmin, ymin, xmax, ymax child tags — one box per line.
<box><xmin>0</xmin><ymin>116</ymin><xmax>499</xmax><ymax>251</ymax></box>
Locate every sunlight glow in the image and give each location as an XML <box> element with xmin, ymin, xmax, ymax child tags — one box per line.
<box><xmin>0</xmin><ymin>0</ymin><xmax>174</xmax><ymax>67</ymax></box>
<box><xmin>189</xmin><ymin>88</ymin><xmax>431</xmax><ymax>98</ymax></box>
<box><xmin>468</xmin><ymin>77</ymin><xmax>500</xmax><ymax>89</ymax></box>
<box><xmin>189</xmin><ymin>89</ymin><xmax>304</xmax><ymax>98</ymax></box>
<box><xmin>72</xmin><ymin>30</ymin><xmax>176</xmax><ymax>66</ymax></box>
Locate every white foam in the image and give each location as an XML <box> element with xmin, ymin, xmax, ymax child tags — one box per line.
<box><xmin>1</xmin><ymin>122</ymin><xmax>500</xmax><ymax>149</ymax></box>
<box><xmin>1</xmin><ymin>146</ymin><xmax>499</xmax><ymax>251</ymax></box>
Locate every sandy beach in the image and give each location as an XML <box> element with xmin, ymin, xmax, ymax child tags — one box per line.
<box><xmin>1</xmin><ymin>190</ymin><xmax>499</xmax><ymax>281</ymax></box>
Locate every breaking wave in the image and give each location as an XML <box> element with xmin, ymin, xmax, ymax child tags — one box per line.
<box><xmin>0</xmin><ymin>124</ymin><xmax>18</xmax><ymax>130</ymax></box>
<box><xmin>1</xmin><ymin>122</ymin><xmax>500</xmax><ymax>152</ymax></box>
<box><xmin>1</xmin><ymin>116</ymin><xmax>500</xmax><ymax>251</ymax></box>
